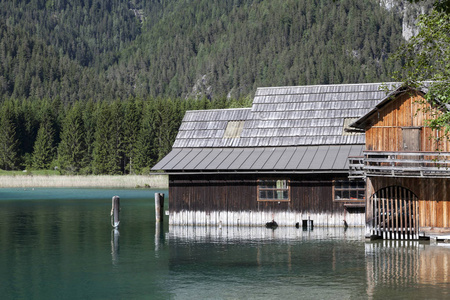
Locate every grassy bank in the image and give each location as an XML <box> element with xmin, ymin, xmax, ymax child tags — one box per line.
<box><xmin>0</xmin><ymin>174</ymin><xmax>168</xmax><ymax>188</ymax></box>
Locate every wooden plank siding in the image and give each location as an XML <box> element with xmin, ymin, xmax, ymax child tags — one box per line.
<box><xmin>367</xmin><ymin>177</ymin><xmax>450</xmax><ymax>230</ymax></box>
<box><xmin>168</xmin><ymin>174</ymin><xmax>362</xmax><ymax>226</ymax></box>
<box><xmin>169</xmin><ymin>174</ymin><xmax>342</xmax><ymax>213</ymax></box>
<box><xmin>365</xmin><ymin>91</ymin><xmax>450</xmax><ymax>152</ymax></box>
<box><xmin>362</xmin><ymin>90</ymin><xmax>450</xmax><ymax>237</ymax></box>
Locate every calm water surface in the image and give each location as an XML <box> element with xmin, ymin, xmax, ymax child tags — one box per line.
<box><xmin>0</xmin><ymin>188</ymin><xmax>449</xmax><ymax>299</ymax></box>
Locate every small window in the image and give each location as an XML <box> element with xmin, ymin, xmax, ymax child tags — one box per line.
<box><xmin>258</xmin><ymin>179</ymin><xmax>290</xmax><ymax>202</ymax></box>
<box><xmin>223</xmin><ymin>121</ymin><xmax>245</xmax><ymax>138</ymax></box>
<box><xmin>334</xmin><ymin>179</ymin><xmax>365</xmax><ymax>202</ymax></box>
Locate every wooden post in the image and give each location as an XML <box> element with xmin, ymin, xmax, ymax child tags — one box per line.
<box><xmin>111</xmin><ymin>195</ymin><xmax>120</xmax><ymax>228</ymax></box>
<box><xmin>155</xmin><ymin>193</ymin><xmax>164</xmax><ymax>222</ymax></box>
<box><xmin>111</xmin><ymin>228</ymin><xmax>120</xmax><ymax>265</ymax></box>
<box><xmin>155</xmin><ymin>221</ymin><xmax>165</xmax><ymax>250</ymax></box>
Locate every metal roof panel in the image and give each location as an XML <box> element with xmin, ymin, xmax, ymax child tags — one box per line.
<box><xmin>206</xmin><ymin>148</ymin><xmax>233</xmax><ymax>169</ymax></box>
<box><xmin>183</xmin><ymin>148</ymin><xmax>213</xmax><ymax>169</ymax></box>
<box><xmin>151</xmin><ymin>148</ymin><xmax>182</xmax><ymax>170</ymax></box>
<box><xmin>195</xmin><ymin>148</ymin><xmax>223</xmax><ymax>169</ymax></box>
<box><xmin>161</xmin><ymin>148</ymin><xmax>192</xmax><ymax>170</ymax></box>
<box><xmin>297</xmin><ymin>146</ymin><xmax>318</xmax><ymax>169</ymax></box>
<box><xmin>308</xmin><ymin>146</ymin><xmax>329</xmax><ymax>169</ymax></box>
<box><xmin>251</xmin><ymin>148</ymin><xmax>275</xmax><ymax>169</ymax></box>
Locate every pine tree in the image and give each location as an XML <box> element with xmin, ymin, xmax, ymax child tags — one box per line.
<box><xmin>134</xmin><ymin>100</ymin><xmax>158</xmax><ymax>172</ymax></box>
<box><xmin>57</xmin><ymin>102</ymin><xmax>87</xmax><ymax>174</ymax></box>
<box><xmin>32</xmin><ymin>118</ymin><xmax>56</xmax><ymax>170</ymax></box>
<box><xmin>0</xmin><ymin>104</ymin><xmax>19</xmax><ymax>170</ymax></box>
<box><xmin>81</xmin><ymin>100</ymin><xmax>97</xmax><ymax>174</ymax></box>
<box><xmin>92</xmin><ymin>101</ymin><xmax>124</xmax><ymax>174</ymax></box>
<box><xmin>123</xmin><ymin>97</ymin><xmax>143</xmax><ymax>174</ymax></box>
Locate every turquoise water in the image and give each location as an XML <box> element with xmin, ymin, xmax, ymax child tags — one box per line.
<box><xmin>1</xmin><ymin>188</ymin><xmax>450</xmax><ymax>299</ymax></box>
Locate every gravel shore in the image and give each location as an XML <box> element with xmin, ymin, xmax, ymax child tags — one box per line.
<box><xmin>0</xmin><ymin>174</ymin><xmax>168</xmax><ymax>188</ymax></box>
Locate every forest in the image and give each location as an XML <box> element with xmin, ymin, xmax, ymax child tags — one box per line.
<box><xmin>0</xmin><ymin>96</ymin><xmax>251</xmax><ymax>174</ymax></box>
<box><xmin>0</xmin><ymin>0</ymin><xmax>410</xmax><ymax>173</ymax></box>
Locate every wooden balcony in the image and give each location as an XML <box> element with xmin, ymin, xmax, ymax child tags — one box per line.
<box><xmin>363</xmin><ymin>151</ymin><xmax>450</xmax><ymax>178</ymax></box>
<box><xmin>348</xmin><ymin>156</ymin><xmax>365</xmax><ymax>179</ymax></box>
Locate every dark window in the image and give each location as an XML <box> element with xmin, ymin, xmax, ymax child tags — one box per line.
<box><xmin>258</xmin><ymin>179</ymin><xmax>290</xmax><ymax>202</ymax></box>
<box><xmin>334</xmin><ymin>180</ymin><xmax>365</xmax><ymax>201</ymax></box>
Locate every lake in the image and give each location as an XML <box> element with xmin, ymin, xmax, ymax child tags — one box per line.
<box><xmin>0</xmin><ymin>188</ymin><xmax>449</xmax><ymax>299</ymax></box>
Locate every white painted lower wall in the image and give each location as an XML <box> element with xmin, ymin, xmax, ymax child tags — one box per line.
<box><xmin>168</xmin><ymin>225</ymin><xmax>365</xmax><ymax>241</ymax></box>
<box><xmin>169</xmin><ymin>210</ymin><xmax>365</xmax><ymax>227</ymax></box>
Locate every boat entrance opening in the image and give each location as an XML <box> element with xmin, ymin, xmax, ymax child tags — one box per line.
<box><xmin>370</xmin><ymin>186</ymin><xmax>419</xmax><ymax>240</ymax></box>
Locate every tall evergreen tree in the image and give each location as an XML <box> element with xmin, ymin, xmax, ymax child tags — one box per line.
<box><xmin>92</xmin><ymin>101</ymin><xmax>124</xmax><ymax>174</ymax></box>
<box><xmin>32</xmin><ymin>118</ymin><xmax>56</xmax><ymax>170</ymax></box>
<box><xmin>57</xmin><ymin>102</ymin><xmax>88</xmax><ymax>174</ymax></box>
<box><xmin>81</xmin><ymin>100</ymin><xmax>97</xmax><ymax>174</ymax></box>
<box><xmin>123</xmin><ymin>97</ymin><xmax>143</xmax><ymax>174</ymax></box>
<box><xmin>134</xmin><ymin>100</ymin><xmax>159</xmax><ymax>172</ymax></box>
<box><xmin>0</xmin><ymin>103</ymin><xmax>19</xmax><ymax>170</ymax></box>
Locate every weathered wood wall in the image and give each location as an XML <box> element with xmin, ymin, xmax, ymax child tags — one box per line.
<box><xmin>367</xmin><ymin>177</ymin><xmax>450</xmax><ymax>229</ymax></box>
<box><xmin>168</xmin><ymin>174</ymin><xmax>364</xmax><ymax>226</ymax></box>
<box><xmin>365</xmin><ymin>91</ymin><xmax>450</xmax><ymax>152</ymax></box>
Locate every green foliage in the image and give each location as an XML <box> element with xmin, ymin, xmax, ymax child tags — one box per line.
<box><xmin>393</xmin><ymin>9</ymin><xmax>450</xmax><ymax>135</ymax></box>
<box><xmin>0</xmin><ymin>0</ymin><xmax>405</xmax><ymax>102</ymax></box>
<box><xmin>0</xmin><ymin>101</ymin><xmax>19</xmax><ymax>170</ymax></box>
<box><xmin>32</xmin><ymin>118</ymin><xmax>56</xmax><ymax>169</ymax></box>
<box><xmin>0</xmin><ymin>96</ymin><xmax>248</xmax><ymax>174</ymax></box>
<box><xmin>0</xmin><ymin>0</ymin><xmax>417</xmax><ymax>173</ymax></box>
<box><xmin>409</xmin><ymin>0</ymin><xmax>450</xmax><ymax>13</ymax></box>
<box><xmin>57</xmin><ymin>102</ymin><xmax>88</xmax><ymax>174</ymax></box>
<box><xmin>92</xmin><ymin>101</ymin><xmax>124</xmax><ymax>175</ymax></box>
<box><xmin>134</xmin><ymin>100</ymin><xmax>159</xmax><ymax>172</ymax></box>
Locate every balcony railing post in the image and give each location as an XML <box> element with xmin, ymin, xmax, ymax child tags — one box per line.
<box><xmin>362</xmin><ymin>151</ymin><xmax>450</xmax><ymax>178</ymax></box>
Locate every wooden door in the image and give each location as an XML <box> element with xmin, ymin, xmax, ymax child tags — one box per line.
<box><xmin>402</xmin><ymin>127</ymin><xmax>421</xmax><ymax>151</ymax></box>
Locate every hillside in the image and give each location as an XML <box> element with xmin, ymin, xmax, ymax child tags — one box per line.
<box><xmin>0</xmin><ymin>0</ymin><xmax>407</xmax><ymax>102</ymax></box>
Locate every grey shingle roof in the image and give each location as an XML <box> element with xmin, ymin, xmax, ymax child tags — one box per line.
<box><xmin>172</xmin><ymin>83</ymin><xmax>397</xmax><ymax>149</ymax></box>
<box><xmin>154</xmin><ymin>82</ymin><xmax>399</xmax><ymax>172</ymax></box>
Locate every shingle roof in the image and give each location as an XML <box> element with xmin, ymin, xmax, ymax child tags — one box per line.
<box><xmin>173</xmin><ymin>82</ymin><xmax>397</xmax><ymax>149</ymax></box>
<box><xmin>154</xmin><ymin>82</ymin><xmax>399</xmax><ymax>172</ymax></box>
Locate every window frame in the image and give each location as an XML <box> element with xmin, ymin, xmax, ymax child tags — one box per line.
<box><xmin>333</xmin><ymin>179</ymin><xmax>365</xmax><ymax>202</ymax></box>
<box><xmin>257</xmin><ymin>178</ymin><xmax>291</xmax><ymax>202</ymax></box>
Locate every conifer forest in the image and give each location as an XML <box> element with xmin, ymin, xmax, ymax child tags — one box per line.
<box><xmin>0</xmin><ymin>0</ymin><xmax>411</xmax><ymax>174</ymax></box>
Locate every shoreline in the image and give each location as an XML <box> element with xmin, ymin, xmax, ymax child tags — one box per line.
<box><xmin>0</xmin><ymin>174</ymin><xmax>168</xmax><ymax>188</ymax></box>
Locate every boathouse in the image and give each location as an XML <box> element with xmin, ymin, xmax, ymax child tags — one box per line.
<box><xmin>153</xmin><ymin>83</ymin><xmax>396</xmax><ymax>227</ymax></box>
<box><xmin>350</xmin><ymin>84</ymin><xmax>450</xmax><ymax>240</ymax></box>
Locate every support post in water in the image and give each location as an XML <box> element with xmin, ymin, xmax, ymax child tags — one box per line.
<box><xmin>111</xmin><ymin>195</ymin><xmax>120</xmax><ymax>228</ymax></box>
<box><xmin>155</xmin><ymin>193</ymin><xmax>164</xmax><ymax>222</ymax></box>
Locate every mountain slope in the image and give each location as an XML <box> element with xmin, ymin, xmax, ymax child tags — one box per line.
<box><xmin>0</xmin><ymin>0</ymin><xmax>405</xmax><ymax>102</ymax></box>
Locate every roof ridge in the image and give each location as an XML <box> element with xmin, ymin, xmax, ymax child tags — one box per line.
<box><xmin>255</xmin><ymin>82</ymin><xmax>400</xmax><ymax>91</ymax></box>
<box><xmin>185</xmin><ymin>107</ymin><xmax>252</xmax><ymax>113</ymax></box>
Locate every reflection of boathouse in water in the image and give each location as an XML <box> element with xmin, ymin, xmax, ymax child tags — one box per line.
<box><xmin>168</xmin><ymin>226</ymin><xmax>450</xmax><ymax>298</ymax></box>
<box><xmin>154</xmin><ymin>83</ymin><xmax>450</xmax><ymax>240</ymax></box>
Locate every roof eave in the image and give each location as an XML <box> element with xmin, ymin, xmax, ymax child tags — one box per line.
<box><xmin>349</xmin><ymin>85</ymin><xmax>426</xmax><ymax>129</ymax></box>
<box><xmin>157</xmin><ymin>170</ymin><xmax>351</xmax><ymax>175</ymax></box>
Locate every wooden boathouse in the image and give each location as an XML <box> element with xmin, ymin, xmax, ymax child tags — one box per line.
<box><xmin>153</xmin><ymin>83</ymin><xmax>398</xmax><ymax>227</ymax></box>
<box><xmin>350</xmin><ymin>84</ymin><xmax>450</xmax><ymax>240</ymax></box>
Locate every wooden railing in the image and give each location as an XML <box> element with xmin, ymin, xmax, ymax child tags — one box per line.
<box><xmin>348</xmin><ymin>156</ymin><xmax>365</xmax><ymax>179</ymax></box>
<box><xmin>363</xmin><ymin>151</ymin><xmax>450</xmax><ymax>178</ymax></box>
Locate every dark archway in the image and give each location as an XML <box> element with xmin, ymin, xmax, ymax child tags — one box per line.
<box><xmin>370</xmin><ymin>186</ymin><xmax>419</xmax><ymax>240</ymax></box>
